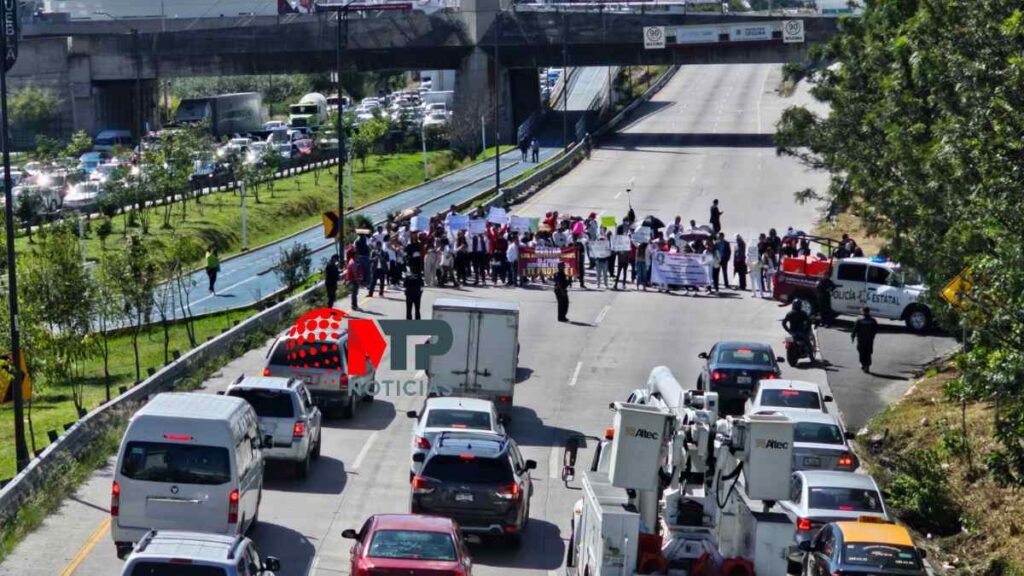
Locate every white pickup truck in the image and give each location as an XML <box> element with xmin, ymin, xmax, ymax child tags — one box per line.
<box><xmin>774</xmin><ymin>256</ymin><xmax>933</xmax><ymax>332</ymax></box>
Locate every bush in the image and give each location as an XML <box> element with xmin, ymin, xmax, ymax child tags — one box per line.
<box><xmin>886</xmin><ymin>448</ymin><xmax>961</xmax><ymax>535</ymax></box>
<box><xmin>274</xmin><ymin>244</ymin><xmax>312</xmax><ymax>290</ymax></box>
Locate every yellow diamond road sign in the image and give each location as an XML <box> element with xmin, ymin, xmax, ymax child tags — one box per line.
<box><xmin>940</xmin><ymin>269</ymin><xmax>972</xmax><ymax>310</ymax></box>
<box><xmin>322</xmin><ymin>211</ymin><xmax>341</xmax><ymax>239</ymax></box>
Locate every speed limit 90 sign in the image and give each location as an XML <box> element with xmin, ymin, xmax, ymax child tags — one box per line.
<box><xmin>643</xmin><ymin>26</ymin><xmax>665</xmax><ymax>50</ymax></box>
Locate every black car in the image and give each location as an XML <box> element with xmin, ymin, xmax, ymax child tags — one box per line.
<box><xmin>696</xmin><ymin>341</ymin><xmax>784</xmax><ymax>414</ymax></box>
<box><xmin>410</xmin><ymin>431</ymin><xmax>535</xmax><ymax>545</ymax></box>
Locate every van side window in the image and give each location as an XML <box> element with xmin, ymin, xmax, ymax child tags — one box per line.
<box><xmin>837</xmin><ymin>263</ymin><xmax>867</xmax><ymax>282</ymax></box>
<box><xmin>866</xmin><ymin>266</ymin><xmax>890</xmax><ymax>285</ymax></box>
<box><xmin>236</xmin><ymin>435</ymin><xmax>252</xmax><ymax>477</ymax></box>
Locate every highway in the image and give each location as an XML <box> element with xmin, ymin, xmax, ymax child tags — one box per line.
<box><xmin>0</xmin><ymin>63</ymin><xmax>945</xmax><ymax>576</ymax></box>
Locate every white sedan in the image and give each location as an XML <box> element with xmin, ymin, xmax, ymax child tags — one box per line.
<box><xmin>745</xmin><ymin>379</ymin><xmax>832</xmax><ymax>415</ymax></box>
<box><xmin>406</xmin><ymin>397</ymin><xmax>506</xmax><ymax>477</ymax></box>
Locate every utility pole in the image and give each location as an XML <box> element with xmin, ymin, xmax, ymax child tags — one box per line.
<box><xmin>1</xmin><ymin>0</ymin><xmax>28</xmax><ymax>472</ymax></box>
<box><xmin>336</xmin><ymin>8</ymin><xmax>345</xmax><ymax>254</ymax></box>
<box><xmin>240</xmin><ymin>182</ymin><xmax>248</xmax><ymax>251</ymax></box>
<box><xmin>493</xmin><ymin>10</ymin><xmax>501</xmax><ymax>193</ymax></box>
<box><xmin>562</xmin><ymin>10</ymin><xmax>569</xmax><ymax>151</ymax></box>
<box><xmin>421</xmin><ymin>120</ymin><xmax>428</xmax><ymax>181</ymax></box>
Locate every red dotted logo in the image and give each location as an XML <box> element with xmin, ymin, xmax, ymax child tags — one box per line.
<box><xmin>285</xmin><ymin>308</ymin><xmax>348</xmax><ymax>372</ymax></box>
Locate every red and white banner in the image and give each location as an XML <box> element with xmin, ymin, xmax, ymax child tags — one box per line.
<box><xmin>519</xmin><ymin>247</ymin><xmax>578</xmax><ymax>278</ymax></box>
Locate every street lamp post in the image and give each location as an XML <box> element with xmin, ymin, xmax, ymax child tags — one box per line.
<box><xmin>562</xmin><ymin>10</ymin><xmax>568</xmax><ymax>152</ymax></box>
<box><xmin>493</xmin><ymin>10</ymin><xmax>501</xmax><ymax>194</ymax></box>
<box><xmin>1</xmin><ymin>0</ymin><xmax>29</xmax><ymax>472</ymax></box>
<box><xmin>421</xmin><ymin>120</ymin><xmax>428</xmax><ymax>181</ymax></box>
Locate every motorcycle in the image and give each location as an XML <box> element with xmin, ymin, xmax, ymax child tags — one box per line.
<box><xmin>783</xmin><ymin>326</ymin><xmax>817</xmax><ymax>367</ymax></box>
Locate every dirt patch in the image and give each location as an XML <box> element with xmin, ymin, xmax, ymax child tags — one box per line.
<box><xmin>814</xmin><ymin>211</ymin><xmax>888</xmax><ymax>256</ymax></box>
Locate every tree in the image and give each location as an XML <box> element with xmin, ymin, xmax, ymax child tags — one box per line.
<box><xmin>21</xmin><ymin>223</ymin><xmax>97</xmax><ymax>415</ymax></box>
<box><xmin>64</xmin><ymin>130</ymin><xmax>93</xmax><ymax>158</ymax></box>
<box><xmin>774</xmin><ymin>0</ymin><xmax>1024</xmax><ymax>486</ymax></box>
<box><xmin>15</xmin><ymin>191</ymin><xmax>44</xmax><ymax>244</ymax></box>
<box><xmin>351</xmin><ymin>116</ymin><xmax>389</xmax><ymax>170</ymax></box>
<box><xmin>94</xmin><ymin>253</ymin><xmax>127</xmax><ymax>402</ymax></box>
<box><xmin>9</xmin><ymin>85</ymin><xmax>61</xmax><ymax>139</ymax></box>
<box><xmin>100</xmin><ymin>234</ymin><xmax>158</xmax><ymax>382</ymax></box>
<box><xmin>33</xmin><ymin>135</ymin><xmax>63</xmax><ymax>163</ymax></box>
<box><xmin>275</xmin><ymin>244</ymin><xmax>312</xmax><ymax>290</ymax></box>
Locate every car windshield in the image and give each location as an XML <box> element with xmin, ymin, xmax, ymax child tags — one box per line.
<box><xmin>228</xmin><ymin>388</ymin><xmax>294</xmax><ymax>418</ymax></box>
<box><xmin>367</xmin><ymin>529</ymin><xmax>457</xmax><ymax>561</ymax></box>
<box><xmin>808</xmin><ymin>487</ymin><xmax>883</xmax><ymax>512</ymax></box>
<box><xmin>760</xmin><ymin>389</ymin><xmax>821</xmax><ymax>410</ymax></box>
<box><xmin>843</xmin><ymin>543</ymin><xmax>923</xmax><ymax>572</ymax></box>
<box><xmin>129</xmin><ymin>563</ymin><xmax>227</xmax><ymax>576</ymax></box>
<box><xmin>422</xmin><ymin>454</ymin><xmax>513</xmax><ymax>483</ymax></box>
<box><xmin>426</xmin><ymin>409</ymin><xmax>492</xmax><ymax>430</ymax></box>
<box><xmin>717</xmin><ymin>347</ymin><xmax>774</xmax><ymax>366</ymax></box>
<box><xmin>120</xmin><ymin>442</ymin><xmax>231</xmax><ymax>485</ymax></box>
<box><xmin>794</xmin><ymin>422</ymin><xmax>844</xmax><ymax>445</ymax></box>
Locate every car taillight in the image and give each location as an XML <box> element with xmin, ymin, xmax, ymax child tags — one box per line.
<box><xmin>764</xmin><ymin>372</ymin><xmax>778</xmax><ymax>380</ymax></box>
<box><xmin>784</xmin><ymin>341</ymin><xmax>792</xmax><ymax>349</ymax></box>
<box><xmin>838</xmin><ymin>453</ymin><xmax>854</xmax><ymax>468</ymax></box>
<box><xmin>711</xmin><ymin>371</ymin><xmax>726</xmax><ymax>382</ymax></box>
<box><xmin>411</xmin><ymin>476</ymin><xmax>434</xmax><ymax>495</ymax></box>
<box><xmin>797</xmin><ymin>517</ymin><xmax>812</xmax><ymax>531</ymax></box>
<box><xmin>340</xmin><ymin>374</ymin><xmax>349</xmax><ymax>390</ymax></box>
<box><xmin>293</xmin><ymin>421</ymin><xmax>305</xmax><ymax>439</ymax></box>
<box><xmin>110</xmin><ymin>481</ymin><xmax>120</xmax><ymax>517</ymax></box>
<box><xmin>497</xmin><ymin>395</ymin><xmax>511</xmax><ymax>404</ymax></box>
<box><xmin>262</xmin><ymin>367</ymin><xmax>271</xmax><ymax>377</ymax></box>
<box><xmin>496</xmin><ymin>482</ymin><xmax>520</xmax><ymax>500</ymax></box>
<box><xmin>228</xmin><ymin>489</ymin><xmax>240</xmax><ymax>524</ymax></box>
<box><xmin>415</xmin><ymin>436</ymin><xmax>431</xmax><ymax>449</ymax></box>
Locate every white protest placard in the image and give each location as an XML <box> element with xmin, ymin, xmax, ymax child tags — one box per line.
<box><xmin>487</xmin><ymin>206</ymin><xmax>508</xmax><ymax>225</ymax></box>
<box><xmin>469</xmin><ymin>219</ymin><xmax>487</xmax><ymax>235</ymax></box>
<box><xmin>446</xmin><ymin>214</ymin><xmax>469</xmax><ymax>231</ymax></box>
<box><xmin>611</xmin><ymin>235</ymin><xmax>631</xmax><ymax>252</ymax></box>
<box><xmin>632</xmin><ymin>226</ymin><xmax>652</xmax><ymax>244</ymax></box>
<box><xmin>590</xmin><ymin>239</ymin><xmax>611</xmax><ymax>258</ymax></box>
<box><xmin>510</xmin><ymin>215</ymin><xmax>532</xmax><ymax>232</ymax></box>
<box><xmin>410</xmin><ymin>215</ymin><xmax>430</xmax><ymax>232</ymax></box>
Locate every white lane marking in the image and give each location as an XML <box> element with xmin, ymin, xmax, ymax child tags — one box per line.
<box><xmin>568</xmin><ymin>361</ymin><xmax>582</xmax><ymax>387</ymax></box>
<box><xmin>614</xmin><ymin>190</ymin><xmax>622</xmax><ymax>199</ymax></box>
<box><xmin>690</xmin><ymin>176</ymin><xmax>697</xmax><ymax>184</ymax></box>
<box><xmin>595</xmin><ymin>305</ymin><xmax>610</xmax><ymax>325</ymax></box>
<box><xmin>351</xmin><ymin>431</ymin><xmax>378</xmax><ymax>470</ymax></box>
<box><xmin>307</xmin><ymin>556</ymin><xmax>320</xmax><ymax>576</ymax></box>
<box><xmin>549</xmin><ymin>447</ymin><xmax>561</xmax><ymax>479</ymax></box>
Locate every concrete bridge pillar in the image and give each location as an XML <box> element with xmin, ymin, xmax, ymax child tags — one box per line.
<box><xmin>454</xmin><ymin>0</ymin><xmax>515</xmax><ymax>150</ymax></box>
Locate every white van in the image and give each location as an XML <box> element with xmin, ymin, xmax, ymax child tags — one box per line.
<box><xmin>93</xmin><ymin>129</ymin><xmax>134</xmax><ymax>152</ymax></box>
<box><xmin>111</xmin><ymin>393</ymin><xmax>265</xmax><ymax>559</ymax></box>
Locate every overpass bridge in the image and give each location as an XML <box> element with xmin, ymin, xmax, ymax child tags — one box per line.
<box><xmin>13</xmin><ymin>2</ymin><xmax>839</xmax><ymax>142</ymax></box>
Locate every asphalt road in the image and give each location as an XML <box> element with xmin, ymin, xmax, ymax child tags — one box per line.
<box><xmin>0</xmin><ymin>64</ymin><xmax>940</xmax><ymax>576</ymax></box>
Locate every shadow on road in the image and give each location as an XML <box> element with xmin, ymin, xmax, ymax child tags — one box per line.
<box><xmin>470</xmin><ymin>519</ymin><xmax>565</xmax><ymax>571</ymax></box>
<box><xmin>251</xmin><ymin>521</ymin><xmax>317</xmax><ymax>576</ymax></box>
<box><xmin>605</xmin><ymin>130</ymin><xmax>775</xmax><ymax>149</ymax></box>
<box><xmin>324</xmin><ymin>398</ymin><xmax>397</xmax><ymax>432</ymax></box>
<box><xmin>508</xmin><ymin>406</ymin><xmax>583</xmax><ymax>448</ymax></box>
<box><xmin>264</xmin><ymin>455</ymin><xmax>347</xmax><ymax>495</ymax></box>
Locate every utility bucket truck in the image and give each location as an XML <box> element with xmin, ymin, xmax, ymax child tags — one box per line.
<box><xmin>561</xmin><ymin>366</ymin><xmax>798</xmax><ymax>576</ymax></box>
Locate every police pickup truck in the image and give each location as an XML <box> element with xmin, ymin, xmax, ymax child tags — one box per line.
<box><xmin>773</xmin><ymin>256</ymin><xmax>932</xmax><ymax>332</ymax></box>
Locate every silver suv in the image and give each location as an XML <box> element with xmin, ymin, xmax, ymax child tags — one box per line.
<box><xmin>120</xmin><ymin>530</ymin><xmax>280</xmax><ymax>576</ymax></box>
<box><xmin>226</xmin><ymin>376</ymin><xmax>323</xmax><ymax>479</ymax></box>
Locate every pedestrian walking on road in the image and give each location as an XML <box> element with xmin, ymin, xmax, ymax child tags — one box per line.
<box><xmin>733</xmin><ymin>234</ymin><xmax>747</xmax><ymax>291</ymax></box>
<box><xmin>851</xmin><ymin>307</ymin><xmax>879</xmax><ymax>373</ymax></box>
<box><xmin>345</xmin><ymin>250</ymin><xmax>361</xmax><ymax>311</ymax></box>
<box><xmin>710</xmin><ymin>199</ymin><xmax>724</xmax><ymax>234</ymax></box>
<box><xmin>404</xmin><ymin>272</ymin><xmax>424</xmax><ymax>320</ymax></box>
<box><xmin>554</xmin><ymin>262</ymin><xmax>570</xmax><ymax>322</ymax></box>
<box><xmin>325</xmin><ymin>254</ymin><xmax>341</xmax><ymax>308</ymax></box>
<box><xmin>519</xmin><ymin>136</ymin><xmax>529</xmax><ymax>161</ymax></box>
<box><xmin>530</xmin><ymin>138</ymin><xmax>540</xmax><ymax>163</ymax></box>
<box><xmin>205</xmin><ymin>249</ymin><xmax>220</xmax><ymax>295</ymax></box>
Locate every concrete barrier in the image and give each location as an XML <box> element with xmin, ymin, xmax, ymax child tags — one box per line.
<box><xmin>0</xmin><ymin>282</ymin><xmax>324</xmax><ymax>526</ymax></box>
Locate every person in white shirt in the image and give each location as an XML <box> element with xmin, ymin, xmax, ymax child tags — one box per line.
<box><xmin>506</xmin><ymin>235</ymin><xmax>520</xmax><ymax>287</ymax></box>
<box><xmin>665</xmin><ymin>216</ymin><xmax>682</xmax><ymax>241</ymax></box>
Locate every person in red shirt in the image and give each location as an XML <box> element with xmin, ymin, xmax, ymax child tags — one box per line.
<box><xmin>487</xmin><ymin>223</ymin><xmax>509</xmax><ymax>285</ymax></box>
<box><xmin>344</xmin><ymin>248</ymin><xmax>361</xmax><ymax>310</ymax></box>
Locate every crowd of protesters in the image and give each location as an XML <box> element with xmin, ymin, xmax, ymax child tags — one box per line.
<box><xmin>324</xmin><ymin>199</ymin><xmax>866</xmax><ymax>321</ymax></box>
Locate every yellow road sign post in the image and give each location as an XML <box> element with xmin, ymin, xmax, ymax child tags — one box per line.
<box><xmin>322</xmin><ymin>210</ymin><xmax>341</xmax><ymax>239</ymax></box>
<box><xmin>941</xmin><ymin>268</ymin><xmax>972</xmax><ymax>311</ymax></box>
<box><xmin>0</xmin><ymin>350</ymin><xmax>31</xmax><ymax>404</ymax></box>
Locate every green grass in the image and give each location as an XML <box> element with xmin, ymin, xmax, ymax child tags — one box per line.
<box><xmin>0</xmin><ymin>308</ymin><xmax>255</xmax><ymax>479</ymax></box>
<box><xmin>14</xmin><ymin>147</ymin><xmax>508</xmax><ymax>268</ymax></box>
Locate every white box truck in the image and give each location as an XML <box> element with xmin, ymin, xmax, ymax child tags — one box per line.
<box><xmin>428</xmin><ymin>298</ymin><xmax>519</xmax><ymax>416</ymax></box>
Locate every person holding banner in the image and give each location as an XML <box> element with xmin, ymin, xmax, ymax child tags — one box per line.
<box><xmin>554</xmin><ymin>262</ymin><xmax>571</xmax><ymax>322</ymax></box>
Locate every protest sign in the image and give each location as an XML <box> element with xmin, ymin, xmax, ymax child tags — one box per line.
<box><xmin>510</xmin><ymin>215</ymin><xmax>532</xmax><ymax>232</ymax></box>
<box><xmin>632</xmin><ymin>226</ymin><xmax>652</xmax><ymax>244</ymax></box>
<box><xmin>469</xmin><ymin>219</ymin><xmax>487</xmax><ymax>234</ymax></box>
<box><xmin>611</xmin><ymin>235</ymin><xmax>631</xmax><ymax>252</ymax></box>
<box><xmin>519</xmin><ymin>247</ymin><xmax>577</xmax><ymax>278</ymax></box>
<box><xmin>487</xmin><ymin>206</ymin><xmax>508</xmax><ymax>224</ymax></box>
<box><xmin>601</xmin><ymin>215</ymin><xmax>617</xmax><ymax>228</ymax></box>
<box><xmin>590</xmin><ymin>239</ymin><xmax>611</xmax><ymax>258</ymax></box>
<box><xmin>410</xmin><ymin>215</ymin><xmax>430</xmax><ymax>232</ymax></box>
<box><xmin>650</xmin><ymin>253</ymin><xmax>712</xmax><ymax>287</ymax></box>
<box><xmin>446</xmin><ymin>214</ymin><xmax>469</xmax><ymax>231</ymax></box>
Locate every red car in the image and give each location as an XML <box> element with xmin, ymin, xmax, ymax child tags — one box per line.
<box><xmin>293</xmin><ymin>138</ymin><xmax>314</xmax><ymax>156</ymax></box>
<box><xmin>342</xmin><ymin>514</ymin><xmax>473</xmax><ymax>576</ymax></box>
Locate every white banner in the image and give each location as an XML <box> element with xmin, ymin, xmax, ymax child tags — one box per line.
<box><xmin>730</xmin><ymin>25</ymin><xmax>772</xmax><ymax>42</ymax></box>
<box><xmin>650</xmin><ymin>252</ymin><xmax>712</xmax><ymax>287</ymax></box>
<box><xmin>410</xmin><ymin>215</ymin><xmax>430</xmax><ymax>232</ymax></box>
<box><xmin>590</xmin><ymin>239</ymin><xmax>611</xmax><ymax>258</ymax></box>
<box><xmin>675</xmin><ymin>27</ymin><xmax>719</xmax><ymax>44</ymax></box>
<box><xmin>510</xmin><ymin>215</ymin><xmax>532</xmax><ymax>232</ymax></box>
<box><xmin>487</xmin><ymin>206</ymin><xmax>508</xmax><ymax>224</ymax></box>
<box><xmin>446</xmin><ymin>214</ymin><xmax>469</xmax><ymax>231</ymax></box>
<box><xmin>611</xmin><ymin>235</ymin><xmax>631</xmax><ymax>252</ymax></box>
<box><xmin>469</xmin><ymin>219</ymin><xmax>487</xmax><ymax>235</ymax></box>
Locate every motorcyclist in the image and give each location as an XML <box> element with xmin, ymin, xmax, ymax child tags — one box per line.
<box><xmin>782</xmin><ymin>301</ymin><xmax>814</xmax><ymax>357</ymax></box>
